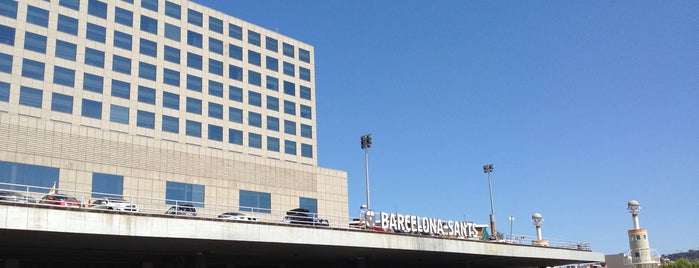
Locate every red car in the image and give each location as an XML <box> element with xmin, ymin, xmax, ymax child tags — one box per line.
<box><xmin>39</xmin><ymin>194</ymin><xmax>84</xmax><ymax>207</ymax></box>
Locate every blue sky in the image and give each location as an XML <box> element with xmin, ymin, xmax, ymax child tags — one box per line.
<box><xmin>194</xmin><ymin>0</ymin><xmax>698</xmax><ymax>255</ymax></box>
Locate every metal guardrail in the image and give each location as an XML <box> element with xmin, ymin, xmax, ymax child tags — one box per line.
<box><xmin>0</xmin><ymin>182</ymin><xmax>592</xmax><ymax>251</ymax></box>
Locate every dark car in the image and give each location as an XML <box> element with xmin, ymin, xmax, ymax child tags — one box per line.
<box><xmin>39</xmin><ymin>194</ymin><xmax>84</xmax><ymax>207</ymax></box>
<box><xmin>282</xmin><ymin>208</ymin><xmax>329</xmax><ymax>226</ymax></box>
<box><xmin>0</xmin><ymin>190</ymin><xmax>37</xmax><ymax>203</ymax></box>
<box><xmin>165</xmin><ymin>204</ymin><xmax>197</xmax><ymax>216</ymax></box>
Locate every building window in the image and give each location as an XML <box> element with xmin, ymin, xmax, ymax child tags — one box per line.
<box><xmin>229</xmin><ymin>86</ymin><xmax>243</xmax><ymax>102</ymax></box>
<box><xmin>266</xmin><ymin>96</ymin><xmax>279</xmax><ymax>111</ymax></box>
<box><xmin>266</xmin><ymin>116</ymin><xmax>279</xmax><ymax>131</ymax></box>
<box><xmin>266</xmin><ymin>56</ymin><xmax>278</xmax><ymax>72</ymax></box>
<box><xmin>228</xmin><ymin>107</ymin><xmax>242</xmax><ymax>123</ymax></box>
<box><xmin>82</xmin><ymin>99</ymin><xmax>102</xmax><ymax>119</ymax></box>
<box><xmin>248</xmin><ymin>91</ymin><xmax>261</xmax><ymax>107</ymax></box>
<box><xmin>299</xmin><ymin>48</ymin><xmax>311</xmax><ymax>63</ymax></box>
<box><xmin>208</xmin><ymin>124</ymin><xmax>223</xmax><ymax>141</ymax></box>
<box><xmin>83</xmin><ymin>73</ymin><xmax>104</xmax><ymax>93</ymax></box>
<box><xmin>138</xmin><ymin>62</ymin><xmax>157</xmax><ymax>81</ymax></box>
<box><xmin>229</xmin><ymin>65</ymin><xmax>242</xmax><ymax>81</ymax></box>
<box><xmin>0</xmin><ymin>82</ymin><xmax>9</xmax><ymax>102</ymax></box>
<box><xmin>209</xmin><ymin>17</ymin><xmax>223</xmax><ymax>34</ymax></box>
<box><xmin>0</xmin><ymin>1</ymin><xmax>17</xmax><ymax>19</ymax></box>
<box><xmin>283</xmin><ymin>81</ymin><xmax>295</xmax><ymax>96</ymax></box>
<box><xmin>140</xmin><ymin>15</ymin><xmax>158</xmax><ymax>35</ymax></box>
<box><xmin>249</xmin><ymin>133</ymin><xmax>262</xmax><ymax>148</ymax></box>
<box><xmin>284</xmin><ymin>120</ymin><xmax>296</xmax><ymax>135</ymax></box>
<box><xmin>110</xmin><ymin>105</ymin><xmax>129</xmax><ymax>124</ymax></box>
<box><xmin>267</xmin><ymin>137</ymin><xmax>279</xmax><ymax>152</ymax></box>
<box><xmin>208</xmin><ymin>102</ymin><xmax>223</xmax><ymax>119</ymax></box>
<box><xmin>162</xmin><ymin>92</ymin><xmax>179</xmax><ymax>110</ymax></box>
<box><xmin>266</xmin><ymin>37</ymin><xmax>278</xmax><ymax>52</ymax></box>
<box><xmin>162</xmin><ymin>115</ymin><xmax>179</xmax><ymax>133</ymax></box>
<box><xmin>86</xmin><ymin>23</ymin><xmax>107</xmax><ymax>43</ymax></box>
<box><xmin>208</xmin><ymin>81</ymin><xmax>223</xmax><ymax>97</ymax></box>
<box><xmin>248</xmin><ymin>70</ymin><xmax>261</xmax><ymax>86</ymax></box>
<box><xmin>92</xmin><ymin>173</ymin><xmax>123</xmax><ymax>199</ymax></box>
<box><xmin>186</xmin><ymin>97</ymin><xmax>202</xmax><ymax>114</ymax></box>
<box><xmin>187</xmin><ymin>30</ymin><xmax>203</xmax><ymax>48</ymax></box>
<box><xmin>141</xmin><ymin>0</ymin><xmax>158</xmax><ymax>12</ymax></box>
<box><xmin>55</xmin><ymin>40</ymin><xmax>77</xmax><ymax>61</ymax></box>
<box><xmin>137</xmin><ymin>85</ymin><xmax>156</xmax><ymax>105</ymax></box>
<box><xmin>266</xmin><ymin>76</ymin><xmax>278</xmax><ymax>91</ymax></box>
<box><xmin>209</xmin><ymin>38</ymin><xmax>223</xmax><ymax>55</ymax></box>
<box><xmin>301</xmin><ymin>124</ymin><xmax>312</xmax><ymax>139</ymax></box>
<box><xmin>248</xmin><ymin>112</ymin><xmax>261</xmax><ymax>127</ymax></box>
<box><xmin>229</xmin><ymin>44</ymin><xmax>242</xmax><ymax>60</ymax></box>
<box><xmin>0</xmin><ymin>54</ymin><xmax>10</xmax><ymax>74</ymax></box>
<box><xmin>114</xmin><ymin>7</ymin><xmax>133</xmax><ymax>26</ymax></box>
<box><xmin>57</xmin><ymin>15</ymin><xmax>78</xmax><ymax>35</ymax></box>
<box><xmin>53</xmin><ymin>66</ymin><xmax>75</xmax><ymax>87</ymax></box>
<box><xmin>248</xmin><ymin>50</ymin><xmax>261</xmax><ymax>66</ymax></box>
<box><xmin>165</xmin><ymin>1</ymin><xmax>180</xmax><ymax>19</ymax></box>
<box><xmin>283</xmin><ymin>62</ymin><xmax>295</xmax><ymax>77</ymax></box>
<box><xmin>229</xmin><ymin>128</ymin><xmax>243</xmax><ymax>145</ymax></box>
<box><xmin>164</xmin><ymin>45</ymin><xmax>180</xmax><ymax>64</ymax></box>
<box><xmin>301</xmin><ymin>144</ymin><xmax>313</xmax><ymax>158</ymax></box>
<box><xmin>284</xmin><ymin>140</ymin><xmax>296</xmax><ymax>155</ymax></box>
<box><xmin>187</xmin><ymin>53</ymin><xmax>202</xmax><ymax>70</ymax></box>
<box><xmin>85</xmin><ymin>48</ymin><xmax>105</xmax><ymax>68</ymax></box>
<box><xmin>140</xmin><ymin>38</ymin><xmax>158</xmax><ymax>57</ymax></box>
<box><xmin>229</xmin><ymin>23</ymin><xmax>242</xmax><ymax>40</ymax></box>
<box><xmin>166</xmin><ymin>181</ymin><xmax>205</xmax><ymax>207</ymax></box>
<box><xmin>112</xmin><ymin>55</ymin><xmax>132</xmax><ymax>75</ymax></box>
<box><xmin>24</xmin><ymin>32</ymin><xmax>47</xmax><ymax>53</ymax></box>
<box><xmin>50</xmin><ymin>93</ymin><xmax>73</xmax><ymax>114</ymax></box>
<box><xmin>59</xmin><ymin>0</ymin><xmax>80</xmax><ymax>11</ymax></box>
<box><xmin>114</xmin><ymin>31</ymin><xmax>132</xmax><ymax>50</ymax></box>
<box><xmin>300</xmin><ymin>86</ymin><xmax>312</xmax><ymax>100</ymax></box>
<box><xmin>299</xmin><ymin>197</ymin><xmax>317</xmax><ymax>214</ymax></box>
<box><xmin>239</xmin><ymin>190</ymin><xmax>270</xmax><ymax>213</ymax></box>
<box><xmin>0</xmin><ymin>160</ymin><xmax>58</xmax><ymax>193</ymax></box>
<box><xmin>164</xmin><ymin>23</ymin><xmax>180</xmax><ymax>41</ymax></box>
<box><xmin>247</xmin><ymin>30</ymin><xmax>260</xmax><ymax>46</ymax></box>
<box><xmin>0</xmin><ymin>25</ymin><xmax>14</xmax><ymax>45</ymax></box>
<box><xmin>300</xmin><ymin>67</ymin><xmax>311</xmax><ymax>82</ymax></box>
<box><xmin>283</xmin><ymin>43</ymin><xmax>294</xmax><ymax>58</ymax></box>
<box><xmin>185</xmin><ymin>120</ymin><xmax>201</xmax><ymax>137</ymax></box>
<box><xmin>300</xmin><ymin>105</ymin><xmax>312</xmax><ymax>119</ymax></box>
<box><xmin>87</xmin><ymin>0</ymin><xmax>107</xmax><ymax>19</ymax></box>
<box><xmin>137</xmin><ymin>110</ymin><xmax>155</xmax><ymax>129</ymax></box>
<box><xmin>111</xmin><ymin>80</ymin><xmax>131</xmax><ymax>99</ymax></box>
<box><xmin>187</xmin><ymin>9</ymin><xmax>202</xmax><ymax>27</ymax></box>
<box><xmin>21</xmin><ymin>59</ymin><xmax>45</xmax><ymax>80</ymax></box>
<box><xmin>284</xmin><ymin>100</ymin><xmax>295</xmax><ymax>115</ymax></box>
<box><xmin>163</xmin><ymin>68</ymin><xmax>180</xmax><ymax>86</ymax></box>
<box><xmin>26</xmin><ymin>6</ymin><xmax>49</xmax><ymax>27</ymax></box>
<box><xmin>186</xmin><ymin>74</ymin><xmax>202</xmax><ymax>92</ymax></box>
<box><xmin>209</xmin><ymin>59</ymin><xmax>223</xmax><ymax>76</ymax></box>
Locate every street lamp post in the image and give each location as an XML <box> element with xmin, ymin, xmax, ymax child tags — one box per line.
<box><xmin>483</xmin><ymin>164</ymin><xmax>496</xmax><ymax>240</ymax></box>
<box><xmin>361</xmin><ymin>134</ymin><xmax>374</xmax><ymax>228</ymax></box>
<box><xmin>508</xmin><ymin>216</ymin><xmax>515</xmax><ymax>240</ymax></box>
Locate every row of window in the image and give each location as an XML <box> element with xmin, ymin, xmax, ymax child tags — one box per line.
<box><xmin>0</xmin><ymin>83</ymin><xmax>314</xmax><ymax>157</ymax></box>
<box><xmin>0</xmin><ymin>160</ymin><xmax>318</xmax><ymax>214</ymax></box>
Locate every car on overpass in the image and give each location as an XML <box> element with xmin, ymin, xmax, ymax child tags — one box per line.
<box><xmin>0</xmin><ymin>190</ymin><xmax>37</xmax><ymax>203</ymax></box>
<box><xmin>89</xmin><ymin>197</ymin><xmax>139</xmax><ymax>212</ymax></box>
<box><xmin>282</xmin><ymin>208</ymin><xmax>329</xmax><ymax>226</ymax></box>
<box><xmin>39</xmin><ymin>194</ymin><xmax>84</xmax><ymax>207</ymax></box>
<box><xmin>165</xmin><ymin>204</ymin><xmax>197</xmax><ymax>216</ymax></box>
<box><xmin>217</xmin><ymin>212</ymin><xmax>257</xmax><ymax>221</ymax></box>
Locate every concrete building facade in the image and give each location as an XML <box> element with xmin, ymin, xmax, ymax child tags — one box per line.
<box><xmin>0</xmin><ymin>0</ymin><xmax>348</xmax><ymax>219</ymax></box>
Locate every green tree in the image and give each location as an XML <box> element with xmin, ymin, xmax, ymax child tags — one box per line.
<box><xmin>661</xmin><ymin>258</ymin><xmax>699</xmax><ymax>268</ymax></box>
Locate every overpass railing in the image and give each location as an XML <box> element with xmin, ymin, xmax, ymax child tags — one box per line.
<box><xmin>0</xmin><ymin>182</ymin><xmax>591</xmax><ymax>251</ymax></box>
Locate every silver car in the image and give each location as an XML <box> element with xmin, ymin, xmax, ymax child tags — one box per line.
<box><xmin>90</xmin><ymin>198</ymin><xmax>139</xmax><ymax>212</ymax></box>
<box><xmin>218</xmin><ymin>212</ymin><xmax>257</xmax><ymax>221</ymax></box>
<box><xmin>0</xmin><ymin>190</ymin><xmax>37</xmax><ymax>203</ymax></box>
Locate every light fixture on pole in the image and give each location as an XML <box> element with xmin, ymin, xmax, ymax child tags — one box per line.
<box><xmin>508</xmin><ymin>216</ymin><xmax>515</xmax><ymax>240</ymax></box>
<box><xmin>361</xmin><ymin>134</ymin><xmax>374</xmax><ymax>228</ymax></box>
<box><xmin>531</xmin><ymin>213</ymin><xmax>548</xmax><ymax>246</ymax></box>
<box><xmin>483</xmin><ymin>164</ymin><xmax>496</xmax><ymax>240</ymax></box>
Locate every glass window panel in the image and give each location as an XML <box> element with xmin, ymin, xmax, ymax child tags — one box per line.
<box><xmin>53</xmin><ymin>66</ymin><xmax>75</xmax><ymax>87</ymax></box>
<box><xmin>284</xmin><ymin>140</ymin><xmax>296</xmax><ymax>155</ymax></box>
<box><xmin>162</xmin><ymin>115</ymin><xmax>179</xmax><ymax>133</ymax></box>
<box><xmin>85</xmin><ymin>48</ymin><xmax>105</xmax><ymax>68</ymax></box>
<box><xmin>300</xmin><ymin>67</ymin><xmax>311</xmax><ymax>82</ymax></box>
<box><xmin>300</xmin><ymin>105</ymin><xmax>312</xmax><ymax>119</ymax></box>
<box><xmin>112</xmin><ymin>54</ymin><xmax>131</xmax><ymax>74</ymax></box>
<box><xmin>110</xmin><ymin>104</ymin><xmax>129</xmax><ymax>124</ymax></box>
<box><xmin>24</xmin><ymin>32</ymin><xmax>47</xmax><ymax>53</ymax></box>
<box><xmin>111</xmin><ymin>79</ymin><xmax>130</xmax><ymax>99</ymax></box>
<box><xmin>266</xmin><ymin>116</ymin><xmax>279</xmax><ymax>131</ymax></box>
<box><xmin>208</xmin><ymin>80</ymin><xmax>223</xmax><ymax>97</ymax></box>
<box><xmin>228</xmin><ymin>107</ymin><xmax>242</xmax><ymax>123</ymax></box>
<box><xmin>187</xmin><ymin>53</ymin><xmax>202</xmax><ymax>70</ymax></box>
<box><xmin>186</xmin><ymin>97</ymin><xmax>202</xmax><ymax>114</ymax></box>
<box><xmin>137</xmin><ymin>110</ymin><xmax>155</xmax><ymax>129</ymax></box>
<box><xmin>229</xmin><ymin>44</ymin><xmax>242</xmax><ymax>60</ymax></box>
<box><xmin>209</xmin><ymin>17</ymin><xmax>223</xmax><ymax>34</ymax></box>
<box><xmin>299</xmin><ymin>197</ymin><xmax>317</xmax><ymax>213</ymax></box>
<box><xmin>138</xmin><ymin>62</ymin><xmax>156</xmax><ymax>81</ymax></box>
<box><xmin>283</xmin><ymin>43</ymin><xmax>294</xmax><ymax>58</ymax></box>
<box><xmin>300</xmin><ymin>86</ymin><xmax>312</xmax><ymax>100</ymax></box>
<box><xmin>229</xmin><ymin>128</ymin><xmax>243</xmax><ymax>145</ymax></box>
<box><xmin>248</xmin><ymin>70</ymin><xmax>261</xmax><ymax>86</ymax></box>
<box><xmin>284</xmin><ymin>120</ymin><xmax>296</xmax><ymax>135</ymax></box>
<box><xmin>208</xmin><ymin>102</ymin><xmax>223</xmax><ymax>119</ymax></box>
<box><xmin>20</xmin><ymin>86</ymin><xmax>43</xmax><ymax>108</ymax></box>
<box><xmin>187</xmin><ymin>9</ymin><xmax>202</xmax><ymax>26</ymax></box>
<box><xmin>0</xmin><ymin>1</ymin><xmax>18</xmax><ymax>19</ymax></box>
<box><xmin>55</xmin><ymin>40</ymin><xmax>77</xmax><ymax>61</ymax></box>
<box><xmin>83</xmin><ymin>73</ymin><xmax>103</xmax><ymax>93</ymax></box>
<box><xmin>208</xmin><ymin>124</ymin><xmax>223</xmax><ymax>141</ymax></box>
<box><xmin>164</xmin><ymin>23</ymin><xmax>180</xmax><ymax>41</ymax></box>
<box><xmin>301</xmin><ymin>124</ymin><xmax>312</xmax><ymax>138</ymax></box>
<box><xmin>238</xmin><ymin>190</ymin><xmax>270</xmax><ymax>213</ymax></box>
<box><xmin>229</xmin><ymin>65</ymin><xmax>242</xmax><ymax>81</ymax></box>
<box><xmin>209</xmin><ymin>38</ymin><xmax>223</xmax><ymax>55</ymax></box>
<box><xmin>248</xmin><ymin>50</ymin><xmax>261</xmax><ymax>66</ymax></box>
<box><xmin>283</xmin><ymin>62</ymin><xmax>295</xmax><ymax>77</ymax></box>
<box><xmin>284</xmin><ymin>100</ymin><xmax>295</xmax><ymax>115</ymax></box>
<box><xmin>164</xmin><ymin>45</ymin><xmax>180</xmax><ymax>64</ymax></box>
<box><xmin>248</xmin><ymin>91</ymin><xmax>261</xmax><ymax>107</ymax></box>
<box><xmin>51</xmin><ymin>93</ymin><xmax>73</xmax><ymax>114</ymax></box>
<box><xmin>27</xmin><ymin>6</ymin><xmax>49</xmax><ymax>27</ymax></box>
<box><xmin>301</xmin><ymin>144</ymin><xmax>313</xmax><ymax>158</ymax></box>
<box><xmin>86</xmin><ymin>23</ymin><xmax>106</xmax><ymax>43</ymax></box>
<box><xmin>185</xmin><ymin>120</ymin><xmax>201</xmax><ymax>137</ymax></box>
<box><xmin>186</xmin><ymin>74</ymin><xmax>202</xmax><ymax>92</ymax></box>
<box><xmin>0</xmin><ymin>25</ymin><xmax>15</xmax><ymax>45</ymax></box>
<box><xmin>59</xmin><ymin>0</ymin><xmax>80</xmax><ymax>11</ymax></box>
<box><xmin>114</xmin><ymin>31</ymin><xmax>132</xmax><ymax>50</ymax></box>
<box><xmin>228</xmin><ymin>23</ymin><xmax>242</xmax><ymax>40</ymax></box>
<box><xmin>209</xmin><ymin>59</ymin><xmax>223</xmax><ymax>76</ymax></box>
<box><xmin>283</xmin><ymin>81</ymin><xmax>295</xmax><ymax>96</ymax></box>
<box><xmin>141</xmin><ymin>0</ymin><xmax>158</xmax><ymax>12</ymax></box>
<box><xmin>140</xmin><ymin>15</ymin><xmax>158</xmax><ymax>35</ymax></box>
<box><xmin>267</xmin><ymin>137</ymin><xmax>279</xmax><ymax>152</ymax></box>
<box><xmin>0</xmin><ymin>82</ymin><xmax>9</xmax><ymax>102</ymax></box>
<box><xmin>0</xmin><ymin>53</ymin><xmax>11</xmax><ymax>74</ymax></box>
<box><xmin>266</xmin><ymin>76</ymin><xmax>278</xmax><ymax>91</ymax></box>
<box><xmin>88</xmin><ymin>0</ymin><xmax>107</xmax><ymax>18</ymax></box>
<box><xmin>266</xmin><ymin>96</ymin><xmax>278</xmax><ymax>111</ymax></box>
<box><xmin>165</xmin><ymin>181</ymin><xmax>205</xmax><ymax>207</ymax></box>
<box><xmin>57</xmin><ymin>15</ymin><xmax>78</xmax><ymax>35</ymax></box>
<box><xmin>248</xmin><ymin>112</ymin><xmax>261</xmax><ymax>127</ymax></box>
<box><xmin>139</xmin><ymin>38</ymin><xmax>157</xmax><ymax>57</ymax></box>
<box><xmin>266</xmin><ymin>56</ymin><xmax>278</xmax><ymax>72</ymax></box>
<box><xmin>247</xmin><ymin>30</ymin><xmax>260</xmax><ymax>46</ymax></box>
<box><xmin>81</xmin><ymin>99</ymin><xmax>102</xmax><ymax>119</ymax></box>
<box><xmin>229</xmin><ymin>86</ymin><xmax>243</xmax><ymax>102</ymax></box>
<box><xmin>164</xmin><ymin>68</ymin><xmax>180</xmax><ymax>86</ymax></box>
<box><xmin>138</xmin><ymin>85</ymin><xmax>156</xmax><ymax>104</ymax></box>
<box><xmin>165</xmin><ymin>1</ymin><xmax>180</xmax><ymax>19</ymax></box>
<box><xmin>299</xmin><ymin>48</ymin><xmax>311</xmax><ymax>63</ymax></box>
<box><xmin>114</xmin><ymin>7</ymin><xmax>133</xmax><ymax>26</ymax></box>
<box><xmin>248</xmin><ymin>133</ymin><xmax>262</xmax><ymax>148</ymax></box>
<box><xmin>0</xmin><ymin>161</ymin><xmax>59</xmax><ymax>193</ymax></box>
<box><xmin>21</xmin><ymin>59</ymin><xmax>45</xmax><ymax>80</ymax></box>
<box><xmin>162</xmin><ymin>91</ymin><xmax>179</xmax><ymax>110</ymax></box>
<box><xmin>265</xmin><ymin>37</ymin><xmax>278</xmax><ymax>52</ymax></box>
<box><xmin>187</xmin><ymin>30</ymin><xmax>202</xmax><ymax>48</ymax></box>
<box><xmin>91</xmin><ymin>173</ymin><xmax>123</xmax><ymax>199</ymax></box>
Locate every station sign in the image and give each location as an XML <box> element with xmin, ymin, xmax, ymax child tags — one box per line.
<box><xmin>379</xmin><ymin>212</ymin><xmax>487</xmax><ymax>239</ymax></box>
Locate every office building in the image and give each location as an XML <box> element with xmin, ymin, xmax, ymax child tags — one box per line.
<box><xmin>0</xmin><ymin>0</ymin><xmax>348</xmax><ymax>218</ymax></box>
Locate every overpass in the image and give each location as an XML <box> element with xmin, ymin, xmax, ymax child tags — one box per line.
<box><xmin>0</xmin><ymin>203</ymin><xmax>603</xmax><ymax>268</ymax></box>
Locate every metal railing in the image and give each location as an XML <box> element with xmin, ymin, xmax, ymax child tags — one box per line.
<box><xmin>0</xmin><ymin>181</ymin><xmax>592</xmax><ymax>251</ymax></box>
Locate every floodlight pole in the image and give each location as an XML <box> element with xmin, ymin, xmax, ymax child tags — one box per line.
<box><xmin>361</xmin><ymin>134</ymin><xmax>374</xmax><ymax>228</ymax></box>
<box><xmin>483</xmin><ymin>164</ymin><xmax>496</xmax><ymax>239</ymax></box>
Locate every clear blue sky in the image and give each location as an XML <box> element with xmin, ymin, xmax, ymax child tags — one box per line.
<box><xmin>194</xmin><ymin>0</ymin><xmax>698</xmax><ymax>255</ymax></box>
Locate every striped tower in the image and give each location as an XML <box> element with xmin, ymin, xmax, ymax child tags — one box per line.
<box><xmin>625</xmin><ymin>200</ymin><xmax>659</xmax><ymax>268</ymax></box>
